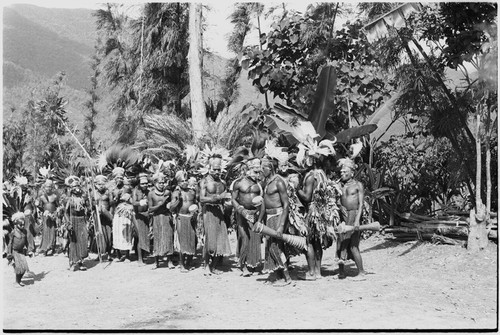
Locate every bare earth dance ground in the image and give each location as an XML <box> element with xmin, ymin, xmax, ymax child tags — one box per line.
<box><xmin>3</xmin><ymin>233</ymin><xmax>497</xmax><ymax>330</ymax></box>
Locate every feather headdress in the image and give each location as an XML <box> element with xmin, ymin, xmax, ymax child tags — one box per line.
<box><xmin>65</xmin><ymin>175</ymin><xmax>81</xmax><ymax>187</ymax></box>
<box><xmin>338</xmin><ymin>157</ymin><xmax>357</xmax><ymax>171</ymax></box>
<box><xmin>184</xmin><ymin>145</ymin><xmax>199</xmax><ymax>165</ymax></box>
<box><xmin>197</xmin><ymin>145</ymin><xmax>231</xmax><ymax>175</ymax></box>
<box><xmin>263</xmin><ymin>139</ymin><xmax>290</xmax><ymax>173</ymax></box>
<box><xmin>36</xmin><ymin>165</ymin><xmax>54</xmax><ymax>185</ymax></box>
<box><xmin>97</xmin><ymin>145</ymin><xmax>141</xmax><ymax>177</ymax></box>
<box><xmin>296</xmin><ymin>135</ymin><xmax>337</xmax><ymax>167</ymax></box>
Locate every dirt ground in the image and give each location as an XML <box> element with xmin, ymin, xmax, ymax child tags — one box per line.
<box><xmin>3</xmin><ymin>232</ymin><xmax>498</xmax><ymax>331</ymax></box>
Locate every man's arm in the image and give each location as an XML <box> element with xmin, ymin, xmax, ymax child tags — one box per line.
<box><xmin>276</xmin><ymin>178</ymin><xmax>289</xmax><ymax>233</ymax></box>
<box><xmin>231</xmin><ymin>180</ymin><xmax>243</xmax><ymax>214</ymax></box>
<box><xmin>131</xmin><ymin>189</ymin><xmax>141</xmax><ymax>207</ymax></box>
<box><xmin>148</xmin><ymin>193</ymin><xmax>166</xmax><ymax>214</ymax></box>
<box><xmin>64</xmin><ymin>200</ymin><xmax>71</xmax><ymax>229</ymax></box>
<box><xmin>297</xmin><ymin>174</ymin><xmax>314</xmax><ymax>204</ymax></box>
<box><xmin>169</xmin><ymin>190</ymin><xmax>181</xmax><ymax>212</ymax></box>
<box><xmin>199</xmin><ymin>179</ymin><xmax>222</xmax><ymax>204</ymax></box>
<box><xmin>355</xmin><ymin>181</ymin><xmax>364</xmax><ymax>226</ymax></box>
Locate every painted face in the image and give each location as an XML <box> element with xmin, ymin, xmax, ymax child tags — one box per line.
<box><xmin>155</xmin><ymin>178</ymin><xmax>165</xmax><ymax>192</ymax></box>
<box><xmin>15</xmin><ymin>219</ymin><xmax>25</xmax><ymax>229</ymax></box>
<box><xmin>44</xmin><ymin>182</ymin><xmax>54</xmax><ymax>194</ymax></box>
<box><xmin>115</xmin><ymin>175</ymin><xmax>124</xmax><ymax>187</ymax></box>
<box><xmin>261</xmin><ymin>162</ymin><xmax>273</xmax><ymax>178</ymax></box>
<box><xmin>96</xmin><ymin>181</ymin><xmax>106</xmax><ymax>192</ymax></box>
<box><xmin>209</xmin><ymin>158</ymin><xmax>222</xmax><ymax>178</ymax></box>
<box><xmin>340</xmin><ymin>167</ymin><xmax>353</xmax><ymax>182</ymax></box>
<box><xmin>72</xmin><ymin>185</ymin><xmax>82</xmax><ymax>196</ymax></box>
<box><xmin>246</xmin><ymin>159</ymin><xmax>261</xmax><ymax>181</ymax></box>
<box><xmin>139</xmin><ymin>179</ymin><xmax>149</xmax><ymax>190</ymax></box>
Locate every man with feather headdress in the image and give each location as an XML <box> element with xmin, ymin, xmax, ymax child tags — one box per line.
<box><xmin>6</xmin><ymin>212</ymin><xmax>33</xmax><ymax>287</ymax></box>
<box><xmin>64</xmin><ymin>176</ymin><xmax>90</xmax><ymax>271</ymax></box>
<box><xmin>170</xmin><ymin>169</ymin><xmax>199</xmax><ymax>272</ymax></box>
<box><xmin>93</xmin><ymin>174</ymin><xmax>113</xmax><ymax>261</ymax></box>
<box><xmin>296</xmin><ymin>136</ymin><xmax>339</xmax><ymax>281</ymax></box>
<box><xmin>8</xmin><ymin>174</ymin><xmax>38</xmax><ymax>255</ymax></box>
<box><xmin>337</xmin><ymin>157</ymin><xmax>368</xmax><ymax>280</ymax></box>
<box><xmin>198</xmin><ymin>146</ymin><xmax>232</xmax><ymax>275</ymax></box>
<box><xmin>148</xmin><ymin>172</ymin><xmax>174</xmax><ymax>269</ymax></box>
<box><xmin>255</xmin><ymin>140</ymin><xmax>292</xmax><ymax>286</ymax></box>
<box><xmin>231</xmin><ymin>157</ymin><xmax>263</xmax><ymax>277</ymax></box>
<box><xmin>132</xmin><ymin>173</ymin><xmax>151</xmax><ymax>265</ymax></box>
<box><xmin>37</xmin><ymin>177</ymin><xmax>61</xmax><ymax>256</ymax></box>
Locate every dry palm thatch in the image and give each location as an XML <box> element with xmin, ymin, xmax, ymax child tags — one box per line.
<box><xmin>134</xmin><ymin>113</ymin><xmax>194</xmax><ymax>161</ymax></box>
<box><xmin>202</xmin><ymin>106</ymin><xmax>253</xmax><ymax>151</ymax></box>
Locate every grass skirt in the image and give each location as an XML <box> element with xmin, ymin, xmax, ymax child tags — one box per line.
<box><xmin>12</xmin><ymin>250</ymin><xmax>29</xmax><ymax>275</ymax></box>
<box><xmin>24</xmin><ymin>214</ymin><xmax>36</xmax><ymax>253</ymax></box>
<box><xmin>39</xmin><ymin>215</ymin><xmax>57</xmax><ymax>252</ymax></box>
<box><xmin>263</xmin><ymin>213</ymin><xmax>286</xmax><ymax>273</ymax></box>
<box><xmin>203</xmin><ymin>205</ymin><xmax>231</xmax><ymax>257</ymax></box>
<box><xmin>177</xmin><ymin>214</ymin><xmax>197</xmax><ymax>255</ymax></box>
<box><xmin>68</xmin><ymin>215</ymin><xmax>88</xmax><ymax>264</ymax></box>
<box><xmin>135</xmin><ymin>212</ymin><xmax>150</xmax><ymax>252</ymax></box>
<box><xmin>152</xmin><ymin>214</ymin><xmax>173</xmax><ymax>256</ymax></box>
<box><xmin>236</xmin><ymin>211</ymin><xmax>261</xmax><ymax>268</ymax></box>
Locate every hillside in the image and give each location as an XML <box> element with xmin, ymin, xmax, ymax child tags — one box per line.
<box><xmin>3</xmin><ymin>5</ymin><xmax>96</xmax><ymax>90</ymax></box>
<box><xmin>2</xmin><ymin>4</ymin><xmax>269</xmax><ymax>148</ymax></box>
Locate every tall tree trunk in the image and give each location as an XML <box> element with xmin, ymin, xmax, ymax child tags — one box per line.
<box><xmin>188</xmin><ymin>3</ymin><xmax>207</xmax><ymax>141</ymax></box>
<box><xmin>256</xmin><ymin>14</ymin><xmax>269</xmax><ymax>108</ymax></box>
<box><xmin>467</xmin><ymin>113</ymin><xmax>488</xmax><ymax>251</ymax></box>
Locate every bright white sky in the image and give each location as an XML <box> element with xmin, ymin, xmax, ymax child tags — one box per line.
<box><xmin>2</xmin><ymin>0</ymin><xmax>318</xmax><ymax>59</ymax></box>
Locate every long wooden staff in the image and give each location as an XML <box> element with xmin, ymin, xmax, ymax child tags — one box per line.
<box><xmin>52</xmin><ymin>113</ymin><xmax>105</xmax><ymax>262</ymax></box>
<box><xmin>84</xmin><ymin>168</ymin><xmax>104</xmax><ymax>263</ymax></box>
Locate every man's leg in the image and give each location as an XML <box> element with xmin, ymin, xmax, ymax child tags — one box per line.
<box><xmin>305</xmin><ymin>243</ymin><xmax>316</xmax><ymax>277</ymax></box>
<box><xmin>138</xmin><ymin>248</ymin><xmax>144</xmax><ymax>264</ymax></box>
<box><xmin>15</xmin><ymin>273</ymin><xmax>25</xmax><ymax>287</ymax></box>
<box><xmin>203</xmin><ymin>252</ymin><xmax>212</xmax><ymax>275</ymax></box>
<box><xmin>180</xmin><ymin>253</ymin><xmax>188</xmax><ymax>272</ymax></box>
<box><xmin>314</xmin><ymin>243</ymin><xmax>323</xmax><ymax>278</ymax></box>
<box><xmin>152</xmin><ymin>255</ymin><xmax>160</xmax><ymax>269</ymax></box>
<box><xmin>124</xmin><ymin>250</ymin><xmax>131</xmax><ymax>263</ymax></box>
<box><xmin>350</xmin><ymin>232</ymin><xmax>366</xmax><ymax>276</ymax></box>
<box><xmin>212</xmin><ymin>256</ymin><xmax>223</xmax><ymax>274</ymax></box>
<box><xmin>166</xmin><ymin>254</ymin><xmax>175</xmax><ymax>268</ymax></box>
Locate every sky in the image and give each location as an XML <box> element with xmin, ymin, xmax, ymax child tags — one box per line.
<box><xmin>2</xmin><ymin>0</ymin><xmax>315</xmax><ymax>59</ymax></box>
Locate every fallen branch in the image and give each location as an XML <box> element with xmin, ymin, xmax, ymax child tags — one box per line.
<box><xmin>431</xmin><ymin>234</ymin><xmax>463</xmax><ymax>245</ymax></box>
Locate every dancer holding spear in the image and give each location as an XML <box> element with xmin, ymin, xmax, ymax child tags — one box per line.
<box><xmin>49</xmin><ymin>109</ymin><xmax>106</xmax><ymax>263</ymax></box>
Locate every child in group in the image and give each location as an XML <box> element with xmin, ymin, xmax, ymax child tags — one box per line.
<box><xmin>7</xmin><ymin>212</ymin><xmax>33</xmax><ymax>287</ymax></box>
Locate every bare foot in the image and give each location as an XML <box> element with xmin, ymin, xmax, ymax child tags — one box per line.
<box><xmin>14</xmin><ymin>281</ymin><xmax>25</xmax><ymax>288</ymax></box>
<box><xmin>241</xmin><ymin>267</ymin><xmax>251</xmax><ymax>277</ymax></box>
<box><xmin>151</xmin><ymin>264</ymin><xmax>159</xmax><ymax>270</ymax></box>
<box><xmin>272</xmin><ymin>280</ymin><xmax>291</xmax><ymax>287</ymax></box>
<box><xmin>180</xmin><ymin>267</ymin><xmax>189</xmax><ymax>273</ymax></box>
<box><xmin>212</xmin><ymin>269</ymin><xmax>223</xmax><ymax>275</ymax></box>
<box><xmin>298</xmin><ymin>273</ymin><xmax>317</xmax><ymax>281</ymax></box>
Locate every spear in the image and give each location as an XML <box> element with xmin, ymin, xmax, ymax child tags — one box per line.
<box><xmin>51</xmin><ymin>111</ymin><xmax>105</xmax><ymax>262</ymax></box>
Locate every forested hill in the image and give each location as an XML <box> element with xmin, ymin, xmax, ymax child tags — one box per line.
<box><xmin>2</xmin><ymin>4</ymin><xmax>264</xmax><ymax>146</ymax></box>
<box><xmin>3</xmin><ymin>4</ymin><xmax>96</xmax><ymax>90</ymax></box>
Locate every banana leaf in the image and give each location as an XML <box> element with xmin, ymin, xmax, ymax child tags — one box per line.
<box><xmin>264</xmin><ymin>115</ymin><xmax>318</xmax><ymax>145</ymax></box>
<box><xmin>308</xmin><ymin>65</ymin><xmax>337</xmax><ymax>138</ymax></box>
<box><xmin>325</xmin><ymin>124</ymin><xmax>378</xmax><ymax>143</ymax></box>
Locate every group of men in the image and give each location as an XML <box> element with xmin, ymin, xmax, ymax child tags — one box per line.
<box><xmin>3</xmin><ymin>139</ymin><xmax>369</xmax><ymax>287</ymax></box>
